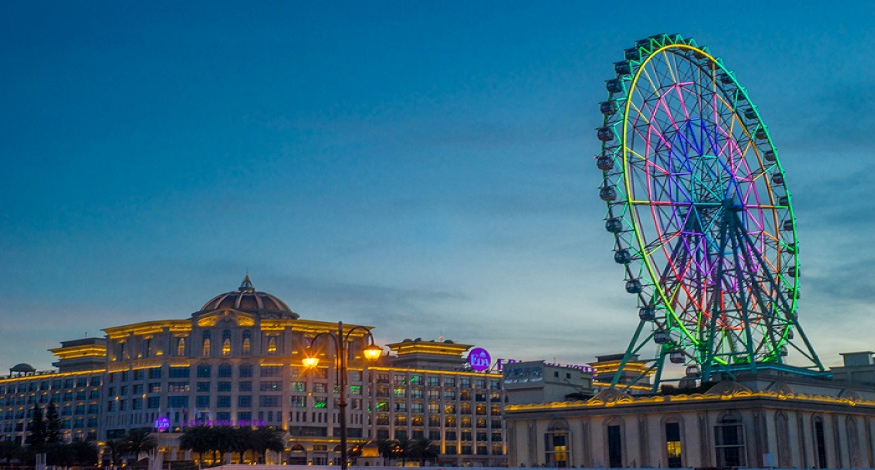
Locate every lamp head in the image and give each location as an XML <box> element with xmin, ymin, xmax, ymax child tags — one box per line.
<box><xmin>363</xmin><ymin>344</ymin><xmax>383</xmax><ymax>362</ymax></box>
<box><xmin>302</xmin><ymin>356</ymin><xmax>319</xmax><ymax>368</ymax></box>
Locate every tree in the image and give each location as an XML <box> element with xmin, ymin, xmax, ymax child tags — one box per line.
<box><xmin>44</xmin><ymin>401</ymin><xmax>62</xmax><ymax>445</ymax></box>
<box><xmin>26</xmin><ymin>404</ymin><xmax>47</xmax><ymax>451</ymax></box>
<box><xmin>393</xmin><ymin>436</ymin><xmax>415</xmax><ymax>465</ymax></box>
<box><xmin>376</xmin><ymin>439</ymin><xmax>399</xmax><ymax>461</ymax></box>
<box><xmin>409</xmin><ymin>438</ymin><xmax>440</xmax><ymax>465</ymax></box>
<box><xmin>69</xmin><ymin>440</ymin><xmax>99</xmax><ymax>466</ymax></box>
<box><xmin>179</xmin><ymin>426</ymin><xmax>213</xmax><ymax>468</ymax></box>
<box><xmin>248</xmin><ymin>427</ymin><xmax>284</xmax><ymax>463</ymax></box>
<box><xmin>125</xmin><ymin>428</ymin><xmax>158</xmax><ymax>460</ymax></box>
<box><xmin>104</xmin><ymin>438</ymin><xmax>128</xmax><ymax>470</ymax></box>
<box><xmin>0</xmin><ymin>439</ymin><xmax>22</xmax><ymax>464</ymax></box>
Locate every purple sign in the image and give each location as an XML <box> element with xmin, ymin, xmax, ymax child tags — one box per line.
<box><xmin>154</xmin><ymin>417</ymin><xmax>171</xmax><ymax>431</ymax></box>
<box><xmin>468</xmin><ymin>347</ymin><xmax>491</xmax><ymax>371</ymax></box>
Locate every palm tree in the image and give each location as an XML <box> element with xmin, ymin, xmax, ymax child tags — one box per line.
<box><xmin>409</xmin><ymin>438</ymin><xmax>440</xmax><ymax>466</ymax></box>
<box><xmin>125</xmin><ymin>428</ymin><xmax>158</xmax><ymax>461</ymax></box>
<box><xmin>248</xmin><ymin>427</ymin><xmax>285</xmax><ymax>464</ymax></box>
<box><xmin>394</xmin><ymin>436</ymin><xmax>415</xmax><ymax>465</ymax></box>
<box><xmin>104</xmin><ymin>438</ymin><xmax>128</xmax><ymax>470</ymax></box>
<box><xmin>179</xmin><ymin>426</ymin><xmax>213</xmax><ymax>468</ymax></box>
<box><xmin>376</xmin><ymin>438</ymin><xmax>398</xmax><ymax>461</ymax></box>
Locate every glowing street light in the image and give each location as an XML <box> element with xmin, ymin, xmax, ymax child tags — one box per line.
<box><xmin>302</xmin><ymin>321</ymin><xmax>382</xmax><ymax>470</ymax></box>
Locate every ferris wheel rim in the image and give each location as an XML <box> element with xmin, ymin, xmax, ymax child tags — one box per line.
<box><xmin>599</xmin><ymin>34</ymin><xmax>801</xmax><ymax>365</ymax></box>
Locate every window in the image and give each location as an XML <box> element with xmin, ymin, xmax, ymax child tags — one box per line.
<box><xmin>218</xmin><ymin>382</ymin><xmax>232</xmax><ymax>392</ymax></box>
<box><xmin>267</xmin><ymin>336</ymin><xmax>277</xmax><ymax>354</ymax></box>
<box><xmin>222</xmin><ymin>330</ymin><xmax>232</xmax><ymax>356</ymax></box>
<box><xmin>814</xmin><ymin>416</ymin><xmax>827</xmax><ymax>468</ymax></box>
<box><xmin>149</xmin><ymin>368</ymin><xmax>162</xmax><ymax>379</ymax></box>
<box><xmin>260</xmin><ymin>381</ymin><xmax>282</xmax><ymax>392</ymax></box>
<box><xmin>196</xmin><ymin>382</ymin><xmax>210</xmax><ymax>392</ymax></box>
<box><xmin>176</xmin><ymin>337</ymin><xmax>186</xmax><ymax>356</ymax></box>
<box><xmin>239</xmin><ymin>381</ymin><xmax>252</xmax><ymax>392</ymax></box>
<box><xmin>169</xmin><ymin>367</ymin><xmax>190</xmax><ymax>378</ymax></box>
<box><xmin>147</xmin><ymin>397</ymin><xmax>160</xmax><ymax>409</ymax></box>
<box><xmin>197</xmin><ymin>365</ymin><xmax>211</xmax><ymax>378</ymax></box>
<box><xmin>428</xmin><ymin>376</ymin><xmax>440</xmax><ymax>387</ymax></box>
<box><xmin>242</xmin><ymin>330</ymin><xmax>251</xmax><ymax>355</ymax></box>
<box><xmin>168</xmin><ymin>382</ymin><xmax>190</xmax><ymax>392</ymax></box>
<box><xmin>217</xmin><ymin>396</ymin><xmax>231</xmax><ymax>408</ymax></box>
<box><xmin>290</xmin><ymin>396</ymin><xmax>306</xmax><ymax>408</ymax></box>
<box><xmin>196</xmin><ymin>396</ymin><xmax>210</xmax><ymax>408</ymax></box>
<box><xmin>260</xmin><ymin>396</ymin><xmax>280</xmax><ymax>407</ymax></box>
<box><xmin>715</xmin><ymin>415</ymin><xmax>745</xmax><ymax>467</ymax></box>
<box><xmin>238</xmin><ymin>395</ymin><xmax>252</xmax><ymax>408</ymax></box>
<box><xmin>168</xmin><ymin>396</ymin><xmax>189</xmax><ymax>408</ymax></box>
<box><xmin>133</xmin><ymin>370</ymin><xmax>145</xmax><ymax>381</ymax></box>
<box><xmin>239</xmin><ymin>364</ymin><xmax>253</xmax><ymax>378</ymax></box>
<box><xmin>202</xmin><ymin>331</ymin><xmax>211</xmax><ymax>356</ymax></box>
<box><xmin>460</xmin><ymin>378</ymin><xmax>471</xmax><ymax>388</ymax></box>
<box><xmin>218</xmin><ymin>363</ymin><xmax>232</xmax><ymax>378</ymax></box>
<box><xmin>607</xmin><ymin>425</ymin><xmax>622</xmax><ymax>468</ymax></box>
<box><xmin>665</xmin><ymin>422</ymin><xmax>682</xmax><ymax>468</ymax></box>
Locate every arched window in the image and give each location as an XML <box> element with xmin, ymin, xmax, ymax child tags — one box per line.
<box><xmin>242</xmin><ymin>330</ymin><xmax>252</xmax><ymax>355</ymax></box>
<box><xmin>222</xmin><ymin>329</ymin><xmax>232</xmax><ymax>356</ymax></box>
<box><xmin>715</xmin><ymin>414</ymin><xmax>745</xmax><ymax>467</ymax></box>
<box><xmin>267</xmin><ymin>336</ymin><xmax>277</xmax><ymax>354</ymax></box>
<box><xmin>202</xmin><ymin>331</ymin><xmax>211</xmax><ymax>357</ymax></box>
<box><xmin>142</xmin><ymin>338</ymin><xmax>152</xmax><ymax>358</ymax></box>
<box><xmin>176</xmin><ymin>337</ymin><xmax>186</xmax><ymax>356</ymax></box>
<box><xmin>118</xmin><ymin>342</ymin><xmax>126</xmax><ymax>361</ymax></box>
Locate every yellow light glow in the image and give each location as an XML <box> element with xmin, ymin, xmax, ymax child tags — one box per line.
<box><xmin>302</xmin><ymin>357</ymin><xmax>319</xmax><ymax>368</ymax></box>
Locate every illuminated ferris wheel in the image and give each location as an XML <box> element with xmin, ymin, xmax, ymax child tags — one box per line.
<box><xmin>595</xmin><ymin>34</ymin><xmax>826</xmax><ymax>390</ymax></box>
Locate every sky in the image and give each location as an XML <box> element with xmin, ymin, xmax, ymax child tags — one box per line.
<box><xmin>1</xmin><ymin>1</ymin><xmax>874</xmax><ymax>374</ymax></box>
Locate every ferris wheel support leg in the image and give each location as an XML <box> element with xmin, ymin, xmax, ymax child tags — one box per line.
<box><xmin>732</xmin><ymin>218</ymin><xmax>786</xmax><ymax>363</ymax></box>
<box><xmin>734</xmin><ymin>217</ymin><xmax>826</xmax><ymax>372</ymax></box>
<box><xmin>704</xmin><ymin>208</ymin><xmax>732</xmax><ymax>382</ymax></box>
<box><xmin>611</xmin><ymin>319</ymin><xmax>650</xmax><ymax>389</ymax></box>
<box><xmin>729</xmin><ymin>222</ymin><xmax>758</xmax><ymax>374</ymax></box>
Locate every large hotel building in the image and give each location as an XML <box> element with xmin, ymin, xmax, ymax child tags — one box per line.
<box><xmin>0</xmin><ymin>276</ymin><xmax>506</xmax><ymax>466</ymax></box>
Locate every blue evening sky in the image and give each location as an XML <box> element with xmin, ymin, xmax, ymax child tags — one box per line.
<box><xmin>2</xmin><ymin>1</ymin><xmax>874</xmax><ymax>372</ymax></box>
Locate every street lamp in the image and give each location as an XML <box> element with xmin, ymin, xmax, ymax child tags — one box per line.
<box><xmin>302</xmin><ymin>321</ymin><xmax>382</xmax><ymax>470</ymax></box>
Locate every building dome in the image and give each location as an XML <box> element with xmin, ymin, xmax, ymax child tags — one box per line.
<box><xmin>196</xmin><ymin>275</ymin><xmax>299</xmax><ymax>320</ymax></box>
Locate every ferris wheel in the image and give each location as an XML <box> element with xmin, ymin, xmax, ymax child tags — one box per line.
<box><xmin>595</xmin><ymin>34</ymin><xmax>825</xmax><ymax>390</ymax></box>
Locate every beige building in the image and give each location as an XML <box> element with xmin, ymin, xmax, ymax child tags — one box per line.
<box><xmin>504</xmin><ymin>366</ymin><xmax>875</xmax><ymax>469</ymax></box>
<box><xmin>0</xmin><ymin>276</ymin><xmax>506</xmax><ymax>467</ymax></box>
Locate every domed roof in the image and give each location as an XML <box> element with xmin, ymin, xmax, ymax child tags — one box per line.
<box><xmin>196</xmin><ymin>275</ymin><xmax>299</xmax><ymax>320</ymax></box>
<box><xmin>10</xmin><ymin>363</ymin><xmax>35</xmax><ymax>373</ymax></box>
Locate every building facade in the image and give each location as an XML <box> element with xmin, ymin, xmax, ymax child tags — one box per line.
<box><xmin>504</xmin><ymin>367</ymin><xmax>875</xmax><ymax>469</ymax></box>
<box><xmin>0</xmin><ymin>276</ymin><xmax>506</xmax><ymax>466</ymax></box>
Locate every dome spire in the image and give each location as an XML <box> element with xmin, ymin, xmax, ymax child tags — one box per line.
<box><xmin>240</xmin><ymin>273</ymin><xmax>255</xmax><ymax>292</ymax></box>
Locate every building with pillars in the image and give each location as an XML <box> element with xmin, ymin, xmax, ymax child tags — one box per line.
<box><xmin>0</xmin><ymin>276</ymin><xmax>506</xmax><ymax>466</ymax></box>
<box><xmin>504</xmin><ymin>365</ymin><xmax>875</xmax><ymax>469</ymax></box>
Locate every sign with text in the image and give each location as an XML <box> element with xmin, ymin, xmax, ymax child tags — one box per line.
<box><xmin>468</xmin><ymin>347</ymin><xmax>491</xmax><ymax>371</ymax></box>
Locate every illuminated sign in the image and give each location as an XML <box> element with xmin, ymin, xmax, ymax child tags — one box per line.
<box><xmin>468</xmin><ymin>348</ymin><xmax>491</xmax><ymax>371</ymax></box>
<box><xmin>154</xmin><ymin>417</ymin><xmax>170</xmax><ymax>431</ymax></box>
<box><xmin>497</xmin><ymin>358</ymin><xmax>595</xmax><ymax>374</ymax></box>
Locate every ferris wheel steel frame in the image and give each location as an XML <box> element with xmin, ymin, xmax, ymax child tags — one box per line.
<box><xmin>595</xmin><ymin>34</ymin><xmax>826</xmax><ymax>392</ymax></box>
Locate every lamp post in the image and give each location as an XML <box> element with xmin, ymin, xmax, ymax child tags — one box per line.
<box><xmin>302</xmin><ymin>321</ymin><xmax>382</xmax><ymax>470</ymax></box>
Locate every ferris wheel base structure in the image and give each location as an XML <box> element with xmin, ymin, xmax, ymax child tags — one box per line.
<box><xmin>594</xmin><ymin>33</ymin><xmax>826</xmax><ymax>392</ymax></box>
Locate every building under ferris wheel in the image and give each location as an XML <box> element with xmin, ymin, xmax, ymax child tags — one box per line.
<box><xmin>504</xmin><ymin>34</ymin><xmax>875</xmax><ymax>470</ymax></box>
